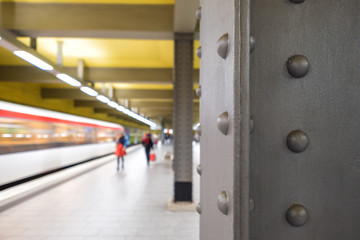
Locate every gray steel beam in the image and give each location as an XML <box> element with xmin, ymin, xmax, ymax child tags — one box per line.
<box><xmin>198</xmin><ymin>0</ymin><xmax>249</xmax><ymax>239</ymax></box>
<box><xmin>249</xmin><ymin>1</ymin><xmax>360</xmax><ymax>239</ymax></box>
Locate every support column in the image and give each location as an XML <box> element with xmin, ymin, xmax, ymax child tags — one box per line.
<box><xmin>30</xmin><ymin>38</ymin><xmax>37</xmax><ymax>50</ymax></box>
<box><xmin>161</xmin><ymin>118</ymin><xmax>165</xmax><ymax>143</ymax></box>
<box><xmin>56</xmin><ymin>41</ymin><xmax>63</xmax><ymax>67</ymax></box>
<box><xmin>173</xmin><ymin>33</ymin><xmax>194</xmax><ymax>202</ymax></box>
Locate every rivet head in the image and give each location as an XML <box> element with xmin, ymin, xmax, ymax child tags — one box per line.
<box><xmin>250</xmin><ymin>117</ymin><xmax>254</xmax><ymax>134</ymax></box>
<box><xmin>217</xmin><ymin>33</ymin><xmax>229</xmax><ymax>59</ymax></box>
<box><xmin>286</xmin><ymin>204</ymin><xmax>309</xmax><ymax>226</ymax></box>
<box><xmin>196</xmin><ymin>164</ymin><xmax>202</xmax><ymax>175</ymax></box>
<box><xmin>290</xmin><ymin>0</ymin><xmax>305</xmax><ymax>3</ymax></box>
<box><xmin>250</xmin><ymin>35</ymin><xmax>255</xmax><ymax>53</ymax></box>
<box><xmin>249</xmin><ymin>198</ymin><xmax>254</xmax><ymax>211</ymax></box>
<box><xmin>196</xmin><ymin>124</ymin><xmax>201</xmax><ymax>136</ymax></box>
<box><xmin>196</xmin><ymin>46</ymin><xmax>202</xmax><ymax>59</ymax></box>
<box><xmin>217</xmin><ymin>190</ymin><xmax>229</xmax><ymax>215</ymax></box>
<box><xmin>217</xmin><ymin>111</ymin><xmax>229</xmax><ymax>135</ymax></box>
<box><xmin>287</xmin><ymin>130</ymin><xmax>309</xmax><ymax>153</ymax></box>
<box><xmin>196</xmin><ymin>85</ymin><xmax>201</xmax><ymax>97</ymax></box>
<box><xmin>196</xmin><ymin>203</ymin><xmax>201</xmax><ymax>214</ymax></box>
<box><xmin>287</xmin><ymin>55</ymin><xmax>309</xmax><ymax>78</ymax></box>
<box><xmin>195</xmin><ymin>7</ymin><xmax>201</xmax><ymax>20</ymax></box>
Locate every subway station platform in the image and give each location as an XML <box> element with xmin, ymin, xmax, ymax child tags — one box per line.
<box><xmin>0</xmin><ymin>143</ymin><xmax>200</xmax><ymax>240</ymax></box>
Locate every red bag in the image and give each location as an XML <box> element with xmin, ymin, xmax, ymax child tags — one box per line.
<box><xmin>150</xmin><ymin>151</ymin><xmax>156</xmax><ymax>162</ymax></box>
<box><xmin>115</xmin><ymin>144</ymin><xmax>126</xmax><ymax>157</ymax></box>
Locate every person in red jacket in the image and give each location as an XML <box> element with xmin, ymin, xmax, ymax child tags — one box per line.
<box><xmin>142</xmin><ymin>133</ymin><xmax>153</xmax><ymax>165</ymax></box>
<box><xmin>115</xmin><ymin>132</ymin><xmax>126</xmax><ymax>170</ymax></box>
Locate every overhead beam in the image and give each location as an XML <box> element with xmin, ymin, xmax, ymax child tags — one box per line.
<box><xmin>0</xmin><ymin>66</ymin><xmax>199</xmax><ymax>84</ymax></box>
<box><xmin>174</xmin><ymin>0</ymin><xmax>200</xmax><ymax>32</ymax></box>
<box><xmin>74</xmin><ymin>100</ymin><xmax>108</xmax><ymax>108</ymax></box>
<box><xmin>3</xmin><ymin>3</ymin><xmax>174</xmax><ymax>39</ymax></box>
<box><xmin>41</xmin><ymin>88</ymin><xmax>181</xmax><ymax>100</ymax></box>
<box><xmin>0</xmin><ymin>66</ymin><xmax>58</xmax><ymax>83</ymax></box>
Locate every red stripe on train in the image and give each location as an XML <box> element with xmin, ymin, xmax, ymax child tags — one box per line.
<box><xmin>0</xmin><ymin>109</ymin><xmax>123</xmax><ymax>130</ymax></box>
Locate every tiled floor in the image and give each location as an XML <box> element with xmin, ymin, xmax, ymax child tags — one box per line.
<box><xmin>0</xmin><ymin>143</ymin><xmax>200</xmax><ymax>240</ymax></box>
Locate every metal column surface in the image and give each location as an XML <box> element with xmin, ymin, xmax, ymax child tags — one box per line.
<box><xmin>250</xmin><ymin>1</ymin><xmax>360</xmax><ymax>240</ymax></box>
<box><xmin>198</xmin><ymin>0</ymin><xmax>250</xmax><ymax>239</ymax></box>
<box><xmin>173</xmin><ymin>33</ymin><xmax>194</xmax><ymax>202</ymax></box>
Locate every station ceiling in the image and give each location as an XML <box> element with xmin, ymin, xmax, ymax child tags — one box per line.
<box><xmin>0</xmin><ymin>0</ymin><xmax>200</xmax><ymax>129</ymax></box>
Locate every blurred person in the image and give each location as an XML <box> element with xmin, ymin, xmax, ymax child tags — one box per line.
<box><xmin>115</xmin><ymin>132</ymin><xmax>126</xmax><ymax>170</ymax></box>
<box><xmin>142</xmin><ymin>133</ymin><xmax>154</xmax><ymax>165</ymax></box>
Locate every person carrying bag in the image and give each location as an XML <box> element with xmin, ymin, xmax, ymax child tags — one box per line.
<box><xmin>115</xmin><ymin>132</ymin><xmax>127</xmax><ymax>170</ymax></box>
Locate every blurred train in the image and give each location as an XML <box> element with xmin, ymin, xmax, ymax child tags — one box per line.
<box><xmin>0</xmin><ymin>100</ymin><xmax>145</xmax><ymax>187</ymax></box>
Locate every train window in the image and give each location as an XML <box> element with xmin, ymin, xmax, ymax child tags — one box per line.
<box><xmin>0</xmin><ymin>117</ymin><xmax>120</xmax><ymax>155</ymax></box>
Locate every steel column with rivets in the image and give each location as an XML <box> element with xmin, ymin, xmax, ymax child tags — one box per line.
<box><xmin>173</xmin><ymin>33</ymin><xmax>194</xmax><ymax>202</ymax></box>
<box><xmin>199</xmin><ymin>0</ymin><xmax>250</xmax><ymax>239</ymax></box>
<box><xmin>250</xmin><ymin>0</ymin><xmax>360</xmax><ymax>239</ymax></box>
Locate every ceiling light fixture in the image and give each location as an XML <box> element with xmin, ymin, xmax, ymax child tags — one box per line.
<box><xmin>13</xmin><ymin>51</ymin><xmax>53</xmax><ymax>71</ymax></box>
<box><xmin>56</xmin><ymin>74</ymin><xmax>81</xmax><ymax>87</ymax></box>
<box><xmin>96</xmin><ymin>95</ymin><xmax>110</xmax><ymax>103</ymax></box>
<box><xmin>114</xmin><ymin>104</ymin><xmax>156</xmax><ymax>127</ymax></box>
<box><xmin>107</xmin><ymin>101</ymin><xmax>118</xmax><ymax>108</ymax></box>
<box><xmin>80</xmin><ymin>86</ymin><xmax>98</xmax><ymax>97</ymax></box>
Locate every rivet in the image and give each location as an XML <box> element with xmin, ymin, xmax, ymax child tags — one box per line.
<box><xmin>290</xmin><ymin>0</ymin><xmax>305</xmax><ymax>3</ymax></box>
<box><xmin>196</xmin><ymin>203</ymin><xmax>201</xmax><ymax>214</ymax></box>
<box><xmin>287</xmin><ymin>55</ymin><xmax>309</xmax><ymax>78</ymax></box>
<box><xmin>196</xmin><ymin>124</ymin><xmax>201</xmax><ymax>136</ymax></box>
<box><xmin>196</xmin><ymin>46</ymin><xmax>202</xmax><ymax>59</ymax></box>
<box><xmin>195</xmin><ymin>7</ymin><xmax>201</xmax><ymax>20</ymax></box>
<box><xmin>217</xmin><ymin>111</ymin><xmax>229</xmax><ymax>135</ymax></box>
<box><xmin>250</xmin><ymin>117</ymin><xmax>254</xmax><ymax>134</ymax></box>
<box><xmin>287</xmin><ymin>130</ymin><xmax>309</xmax><ymax>153</ymax></box>
<box><xmin>249</xmin><ymin>198</ymin><xmax>254</xmax><ymax>211</ymax></box>
<box><xmin>250</xmin><ymin>35</ymin><xmax>255</xmax><ymax>53</ymax></box>
<box><xmin>196</xmin><ymin>85</ymin><xmax>201</xmax><ymax>97</ymax></box>
<box><xmin>196</xmin><ymin>164</ymin><xmax>202</xmax><ymax>175</ymax></box>
<box><xmin>286</xmin><ymin>204</ymin><xmax>309</xmax><ymax>226</ymax></box>
<box><xmin>217</xmin><ymin>33</ymin><xmax>229</xmax><ymax>59</ymax></box>
<box><xmin>217</xmin><ymin>190</ymin><xmax>229</xmax><ymax>215</ymax></box>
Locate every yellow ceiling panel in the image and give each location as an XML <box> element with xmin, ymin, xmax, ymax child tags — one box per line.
<box><xmin>0</xmin><ymin>0</ymin><xmax>174</xmax><ymax>4</ymax></box>
<box><xmin>18</xmin><ymin>38</ymin><xmax>175</xmax><ymax>68</ymax></box>
<box><xmin>0</xmin><ymin>37</ymin><xmax>199</xmax><ymax>70</ymax></box>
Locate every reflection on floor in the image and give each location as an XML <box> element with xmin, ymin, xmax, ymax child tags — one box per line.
<box><xmin>0</xmin><ymin>143</ymin><xmax>200</xmax><ymax>240</ymax></box>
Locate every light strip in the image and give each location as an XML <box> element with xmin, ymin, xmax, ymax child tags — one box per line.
<box><xmin>80</xmin><ymin>86</ymin><xmax>98</xmax><ymax>97</ymax></box>
<box><xmin>107</xmin><ymin>101</ymin><xmax>118</xmax><ymax>108</ymax></box>
<box><xmin>56</xmin><ymin>74</ymin><xmax>81</xmax><ymax>87</ymax></box>
<box><xmin>13</xmin><ymin>51</ymin><xmax>53</xmax><ymax>71</ymax></box>
<box><xmin>96</xmin><ymin>95</ymin><xmax>110</xmax><ymax>103</ymax></box>
<box><xmin>115</xmin><ymin>104</ymin><xmax>156</xmax><ymax>127</ymax></box>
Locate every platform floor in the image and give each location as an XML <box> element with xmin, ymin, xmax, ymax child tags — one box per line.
<box><xmin>0</xmin><ymin>143</ymin><xmax>200</xmax><ymax>240</ymax></box>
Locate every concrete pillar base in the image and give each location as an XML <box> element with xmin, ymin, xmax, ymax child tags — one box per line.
<box><xmin>167</xmin><ymin>197</ymin><xmax>196</xmax><ymax>212</ymax></box>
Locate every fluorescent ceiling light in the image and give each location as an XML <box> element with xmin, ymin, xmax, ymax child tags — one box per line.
<box><xmin>1</xmin><ymin>134</ymin><xmax>12</xmax><ymax>138</ymax></box>
<box><xmin>107</xmin><ymin>101</ymin><xmax>118</xmax><ymax>108</ymax></box>
<box><xmin>13</xmin><ymin>51</ymin><xmax>53</xmax><ymax>71</ymax></box>
<box><xmin>56</xmin><ymin>74</ymin><xmax>81</xmax><ymax>87</ymax></box>
<box><xmin>96</xmin><ymin>95</ymin><xmax>110</xmax><ymax>103</ymax></box>
<box><xmin>80</xmin><ymin>86</ymin><xmax>98</xmax><ymax>97</ymax></box>
<box><xmin>116</xmin><ymin>105</ymin><xmax>126</xmax><ymax>112</ymax></box>
<box><xmin>115</xmin><ymin>104</ymin><xmax>156</xmax><ymax>127</ymax></box>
